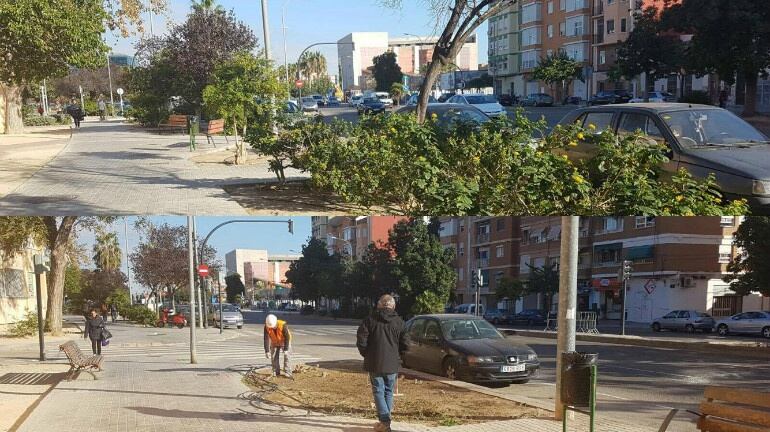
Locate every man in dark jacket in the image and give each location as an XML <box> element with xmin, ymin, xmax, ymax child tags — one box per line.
<box><xmin>84</xmin><ymin>309</ymin><xmax>106</xmax><ymax>355</ymax></box>
<box><xmin>356</xmin><ymin>294</ymin><xmax>409</xmax><ymax>432</ymax></box>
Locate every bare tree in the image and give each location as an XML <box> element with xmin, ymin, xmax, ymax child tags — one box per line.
<box><xmin>382</xmin><ymin>0</ymin><xmax>516</xmax><ymax>122</ymax></box>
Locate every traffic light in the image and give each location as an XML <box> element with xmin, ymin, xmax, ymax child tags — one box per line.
<box><xmin>471</xmin><ymin>271</ymin><xmax>477</xmax><ymax>289</ymax></box>
<box><xmin>287</xmin><ymin>219</ymin><xmax>294</xmax><ymax>234</ymax></box>
<box><xmin>622</xmin><ymin>260</ymin><xmax>633</xmax><ymax>281</ymax></box>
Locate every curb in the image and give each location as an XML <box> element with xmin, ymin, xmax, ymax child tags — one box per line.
<box><xmin>503</xmin><ymin>329</ymin><xmax>770</xmax><ymax>360</ymax></box>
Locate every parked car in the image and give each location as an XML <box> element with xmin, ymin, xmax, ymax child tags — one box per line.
<box><xmin>446</xmin><ymin>93</ymin><xmax>506</xmax><ymax>117</ymax></box>
<box><xmin>714</xmin><ymin>311</ymin><xmax>770</xmax><ymax>338</ymax></box>
<box><xmin>396</xmin><ymin>103</ymin><xmax>491</xmax><ymax>130</ymax></box>
<box><xmin>629</xmin><ymin>91</ymin><xmax>677</xmax><ymax>103</ymax></box>
<box><xmin>375</xmin><ymin>92</ymin><xmax>394</xmax><ymax>106</ymax></box>
<box><xmin>285</xmin><ymin>304</ymin><xmax>299</xmax><ymax>312</ymax></box>
<box><xmin>326</xmin><ymin>96</ymin><xmax>340</xmax><ymax>107</ymax></box>
<box><xmin>453</xmin><ymin>303</ymin><xmax>485</xmax><ymax>316</ymax></box>
<box><xmin>588</xmin><ymin>89</ymin><xmax>632</xmax><ymax>105</ymax></box>
<box><xmin>438</xmin><ymin>92</ymin><xmax>456</xmax><ymax>103</ymax></box>
<box><xmin>405</xmin><ymin>93</ymin><xmax>438</xmax><ymax>106</ymax></box>
<box><xmin>311</xmin><ymin>94</ymin><xmax>325</xmax><ymax>106</ymax></box>
<box><xmin>300</xmin><ymin>96</ymin><xmax>319</xmax><ymax>112</ymax></box>
<box><xmin>521</xmin><ymin>93</ymin><xmax>555</xmax><ymax>107</ymax></box>
<box><xmin>563</xmin><ymin>96</ymin><xmax>584</xmax><ymax>105</ymax></box>
<box><xmin>509</xmin><ymin>309</ymin><xmax>547</xmax><ymax>326</ymax></box>
<box><xmin>650</xmin><ymin>310</ymin><xmax>715</xmax><ymax>333</ymax></box>
<box><xmin>402</xmin><ymin>314</ymin><xmax>540</xmax><ymax>384</ymax></box>
<box><xmin>212</xmin><ymin>303</ymin><xmax>244</xmax><ymax>329</ymax></box>
<box><xmin>557</xmin><ymin>104</ymin><xmax>770</xmax><ymax>211</ymax></box>
<box><xmin>350</xmin><ymin>94</ymin><xmax>364</xmax><ymax>107</ymax></box>
<box><xmin>357</xmin><ymin>96</ymin><xmax>386</xmax><ymax>115</ymax></box>
<box><xmin>497</xmin><ymin>94</ymin><xmax>515</xmax><ymax>107</ymax></box>
<box><xmin>483</xmin><ymin>309</ymin><xmax>510</xmax><ymax>325</ymax></box>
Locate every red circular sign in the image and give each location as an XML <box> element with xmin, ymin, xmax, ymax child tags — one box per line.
<box><xmin>295</xmin><ymin>80</ymin><xmax>304</xmax><ymax>89</ymax></box>
<box><xmin>197</xmin><ymin>264</ymin><xmax>209</xmax><ymax>277</ymax></box>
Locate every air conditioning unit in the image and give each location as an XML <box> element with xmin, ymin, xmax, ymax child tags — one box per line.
<box><xmin>680</xmin><ymin>277</ymin><xmax>696</xmax><ymax>288</ymax></box>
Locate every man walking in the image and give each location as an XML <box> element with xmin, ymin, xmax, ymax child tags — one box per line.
<box><xmin>356</xmin><ymin>295</ymin><xmax>409</xmax><ymax>432</ymax></box>
<box><xmin>264</xmin><ymin>314</ymin><xmax>292</xmax><ymax>377</ymax></box>
<box><xmin>98</xmin><ymin>98</ymin><xmax>107</xmax><ymax>120</ymax></box>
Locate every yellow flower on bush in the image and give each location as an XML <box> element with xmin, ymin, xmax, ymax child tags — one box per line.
<box><xmin>472</xmin><ymin>156</ymin><xmax>481</xmax><ymax>164</ymax></box>
<box><xmin>676</xmin><ymin>195</ymin><xmax>685</xmax><ymax>202</ymax></box>
<box><xmin>568</xmin><ymin>141</ymin><xmax>578</xmax><ymax>147</ymax></box>
<box><xmin>577</xmin><ymin>132</ymin><xmax>585</xmax><ymax>140</ymax></box>
<box><xmin>588</xmin><ymin>123</ymin><xmax>596</xmax><ymax>130</ymax></box>
<box><xmin>390</xmin><ymin>127</ymin><xmax>397</xmax><ymax>134</ymax></box>
<box><xmin>431</xmin><ymin>113</ymin><xmax>438</xmax><ymax>120</ymax></box>
<box><xmin>572</xmin><ymin>173</ymin><xmax>585</xmax><ymax>184</ymax></box>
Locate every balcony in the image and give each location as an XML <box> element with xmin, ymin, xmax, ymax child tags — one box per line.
<box><xmin>476</xmin><ymin>232</ymin><xmax>491</xmax><ymax>243</ymax></box>
<box><xmin>594</xmin><ymin>34</ymin><xmax>604</xmax><ymax>44</ymax></box>
<box><xmin>477</xmin><ymin>258</ymin><xmax>490</xmax><ymax>268</ymax></box>
<box><xmin>592</xmin><ymin>1</ymin><xmax>603</xmax><ymax>16</ymax></box>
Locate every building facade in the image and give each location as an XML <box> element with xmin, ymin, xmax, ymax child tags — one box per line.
<box><xmin>320</xmin><ymin>216</ymin><xmax>409</xmax><ymax>260</ymax></box>
<box><xmin>0</xmin><ymin>244</ymin><xmax>48</xmax><ymax>330</ymax></box>
<box><xmin>337</xmin><ymin>32</ymin><xmax>390</xmax><ymax>91</ymax></box>
<box><xmin>225</xmin><ymin>249</ymin><xmax>268</xmax><ymax>278</ymax></box>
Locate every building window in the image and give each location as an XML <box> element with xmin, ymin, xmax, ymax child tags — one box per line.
<box><xmin>459</xmin><ymin>243</ymin><xmax>464</xmax><ymax>256</ymax></box>
<box><xmin>497</xmin><ymin>218</ymin><xmax>506</xmax><ymax>231</ymax></box>
<box><xmin>459</xmin><ymin>267</ymin><xmax>464</xmax><ymax>281</ymax></box>
<box><xmin>595</xmin><ymin>244</ymin><xmax>622</xmax><ymax>266</ymax></box>
<box><xmin>495</xmin><ymin>271</ymin><xmax>504</xmax><ymax>285</ymax></box>
<box><xmin>496</xmin><ymin>245</ymin><xmax>505</xmax><ymax>258</ymax></box>
<box><xmin>621</xmin><ymin>18</ymin><xmax>627</xmax><ymax>32</ymax></box>
<box><xmin>559</xmin><ymin>22</ymin><xmax>566</xmax><ymax>36</ymax></box>
<box><xmin>635</xmin><ymin>216</ymin><xmax>656</xmax><ymax>229</ymax></box>
<box><xmin>719</xmin><ymin>253</ymin><xmax>731</xmax><ymax>264</ymax></box>
<box><xmin>548</xmin><ymin>1</ymin><xmax>554</xmax><ymax>14</ymax></box>
<box><xmin>521</xmin><ymin>230</ymin><xmax>529</xmax><ymax>244</ymax></box>
<box><xmin>548</xmin><ymin>24</ymin><xmax>554</xmax><ymax>38</ymax></box>
<box><xmin>607</xmin><ymin>19</ymin><xmax>615</xmax><ymax>34</ymax></box>
<box><xmin>598</xmin><ymin>216</ymin><xmax>623</xmax><ymax>233</ymax></box>
<box><xmin>599</xmin><ymin>50</ymin><xmax>606</xmax><ymax>64</ymax></box>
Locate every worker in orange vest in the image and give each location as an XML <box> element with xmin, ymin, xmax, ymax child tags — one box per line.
<box><xmin>264</xmin><ymin>314</ymin><xmax>292</xmax><ymax>377</ymax></box>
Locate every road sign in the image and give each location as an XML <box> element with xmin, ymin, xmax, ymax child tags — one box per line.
<box><xmin>295</xmin><ymin>80</ymin><xmax>304</xmax><ymax>89</ymax></box>
<box><xmin>644</xmin><ymin>279</ymin><xmax>656</xmax><ymax>295</ymax></box>
<box><xmin>197</xmin><ymin>264</ymin><xmax>209</xmax><ymax>277</ymax></box>
<box><xmin>116</xmin><ymin>87</ymin><xmax>124</xmax><ymax>95</ymax></box>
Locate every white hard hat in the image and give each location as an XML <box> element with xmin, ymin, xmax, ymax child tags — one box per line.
<box><xmin>265</xmin><ymin>314</ymin><xmax>278</xmax><ymax>328</ymax></box>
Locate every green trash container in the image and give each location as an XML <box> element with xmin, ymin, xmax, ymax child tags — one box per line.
<box><xmin>560</xmin><ymin>351</ymin><xmax>598</xmax><ymax>407</ymax></box>
<box><xmin>188</xmin><ymin>115</ymin><xmax>199</xmax><ymax>150</ymax></box>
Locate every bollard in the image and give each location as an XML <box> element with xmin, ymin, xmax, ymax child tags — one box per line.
<box><xmin>561</xmin><ymin>352</ymin><xmax>598</xmax><ymax>432</ymax></box>
<box><xmin>188</xmin><ymin>115</ymin><xmax>199</xmax><ymax>151</ymax></box>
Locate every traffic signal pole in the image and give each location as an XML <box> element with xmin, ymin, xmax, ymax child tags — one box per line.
<box><xmin>187</xmin><ymin>216</ymin><xmax>198</xmax><ymax>364</ymax></box>
<box><xmin>621</xmin><ymin>260</ymin><xmax>632</xmax><ymax>336</ymax></box>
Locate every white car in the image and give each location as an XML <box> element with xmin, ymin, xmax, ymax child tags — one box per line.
<box><xmin>446</xmin><ymin>93</ymin><xmax>505</xmax><ymax>117</ymax></box>
<box><xmin>629</xmin><ymin>91</ymin><xmax>676</xmax><ymax>103</ymax></box>
<box><xmin>714</xmin><ymin>311</ymin><xmax>770</xmax><ymax>338</ymax></box>
<box><xmin>375</xmin><ymin>92</ymin><xmax>393</xmax><ymax>106</ymax></box>
<box><xmin>350</xmin><ymin>94</ymin><xmax>364</xmax><ymax>107</ymax></box>
<box><xmin>300</xmin><ymin>96</ymin><xmax>319</xmax><ymax>112</ymax></box>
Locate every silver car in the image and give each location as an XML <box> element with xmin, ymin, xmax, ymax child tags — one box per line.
<box><xmin>651</xmin><ymin>310</ymin><xmax>715</xmax><ymax>333</ymax></box>
<box><xmin>714</xmin><ymin>311</ymin><xmax>770</xmax><ymax>338</ymax></box>
<box><xmin>213</xmin><ymin>303</ymin><xmax>244</xmax><ymax>329</ymax></box>
<box><xmin>301</xmin><ymin>96</ymin><xmax>319</xmax><ymax>112</ymax></box>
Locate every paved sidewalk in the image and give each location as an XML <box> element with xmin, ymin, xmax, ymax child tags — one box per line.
<box><xmin>0</xmin><ymin>125</ymin><xmax>72</xmax><ymax>197</ymax></box>
<box><xmin>0</xmin><ymin>120</ymin><xmax>305</xmax><ymax>215</ymax></box>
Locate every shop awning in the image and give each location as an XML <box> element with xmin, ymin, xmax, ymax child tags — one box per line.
<box><xmin>594</xmin><ymin>242</ymin><xmax>622</xmax><ymax>253</ymax></box>
<box><xmin>626</xmin><ymin>245</ymin><xmax>654</xmax><ymax>260</ymax></box>
<box><xmin>591</xmin><ymin>278</ymin><xmax>621</xmax><ymax>291</ymax></box>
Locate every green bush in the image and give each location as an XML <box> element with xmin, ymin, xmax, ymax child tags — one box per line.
<box><xmin>123</xmin><ymin>305</ymin><xmax>157</xmax><ymax>326</ymax></box>
<box><xmin>83</xmin><ymin>99</ymin><xmax>99</xmax><ymax>116</ymax></box>
<box><xmin>22</xmin><ymin>104</ymin><xmax>37</xmax><ymax>120</ymax></box>
<box><xmin>679</xmin><ymin>90</ymin><xmax>712</xmax><ymax>105</ymax></box>
<box><xmin>23</xmin><ymin>114</ymin><xmax>72</xmax><ymax>127</ymax></box>
<box><xmin>8</xmin><ymin>311</ymin><xmax>38</xmax><ymax>337</ymax></box>
<box><xmin>299</xmin><ymin>110</ymin><xmax>747</xmax><ymax>216</ymax></box>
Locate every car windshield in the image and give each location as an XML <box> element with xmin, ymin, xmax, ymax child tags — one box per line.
<box><xmin>698</xmin><ymin>312</ymin><xmax>711</xmax><ymax>317</ymax></box>
<box><xmin>220</xmin><ymin>304</ymin><xmax>238</xmax><ymax>312</ymax></box>
<box><xmin>364</xmin><ymin>97</ymin><xmax>379</xmax><ymax>103</ymax></box>
<box><xmin>436</xmin><ymin>107</ymin><xmax>490</xmax><ymax>128</ymax></box>
<box><xmin>441</xmin><ymin>319</ymin><xmax>503</xmax><ymax>340</ymax></box>
<box><xmin>302</xmin><ymin>97</ymin><xmax>315</xmax><ymax>103</ymax></box>
<box><xmin>661</xmin><ymin>109</ymin><xmax>769</xmax><ymax>148</ymax></box>
<box><xmin>377</xmin><ymin>95</ymin><xmax>389</xmax><ymax>100</ymax></box>
<box><xmin>465</xmin><ymin>95</ymin><xmax>497</xmax><ymax>104</ymax></box>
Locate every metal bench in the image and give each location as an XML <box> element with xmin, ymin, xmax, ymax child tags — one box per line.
<box><xmin>158</xmin><ymin>114</ymin><xmax>188</xmax><ymax>133</ymax></box>
<box><xmin>201</xmin><ymin>118</ymin><xmax>226</xmax><ymax>147</ymax></box>
<box><xmin>659</xmin><ymin>386</ymin><xmax>770</xmax><ymax>432</ymax></box>
<box><xmin>59</xmin><ymin>340</ymin><xmax>104</xmax><ymax>380</ymax></box>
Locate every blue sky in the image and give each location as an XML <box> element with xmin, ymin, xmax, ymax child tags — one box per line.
<box><xmin>106</xmin><ymin>0</ymin><xmax>488</xmax><ymax>74</ymax></box>
<box><xmin>77</xmin><ymin>216</ymin><xmax>312</xmax><ymax>294</ymax></box>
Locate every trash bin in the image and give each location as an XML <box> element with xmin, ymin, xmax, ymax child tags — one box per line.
<box><xmin>560</xmin><ymin>352</ymin><xmax>598</xmax><ymax>407</ymax></box>
<box><xmin>188</xmin><ymin>115</ymin><xmax>199</xmax><ymax>150</ymax></box>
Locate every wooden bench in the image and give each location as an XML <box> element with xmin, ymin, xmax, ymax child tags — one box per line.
<box><xmin>658</xmin><ymin>386</ymin><xmax>770</xmax><ymax>432</ymax></box>
<box><xmin>201</xmin><ymin>118</ymin><xmax>226</xmax><ymax>147</ymax></box>
<box><xmin>158</xmin><ymin>114</ymin><xmax>188</xmax><ymax>133</ymax></box>
<box><xmin>59</xmin><ymin>340</ymin><xmax>104</xmax><ymax>380</ymax></box>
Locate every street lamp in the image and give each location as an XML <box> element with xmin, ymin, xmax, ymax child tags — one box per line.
<box><xmin>281</xmin><ymin>0</ymin><xmax>292</xmax><ymax>94</ymax></box>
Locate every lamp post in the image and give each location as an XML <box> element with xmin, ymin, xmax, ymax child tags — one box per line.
<box><xmin>199</xmin><ymin>219</ymin><xmax>294</xmax><ymax>334</ymax></box>
<box><xmin>281</xmin><ymin>0</ymin><xmax>292</xmax><ymax>94</ymax></box>
<box><xmin>260</xmin><ymin>0</ymin><xmax>272</xmax><ymax>60</ymax></box>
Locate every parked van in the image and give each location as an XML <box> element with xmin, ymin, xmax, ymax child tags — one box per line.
<box><xmin>453</xmin><ymin>303</ymin><xmax>485</xmax><ymax>316</ymax></box>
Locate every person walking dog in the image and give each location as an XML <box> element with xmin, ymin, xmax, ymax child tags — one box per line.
<box><xmin>84</xmin><ymin>309</ymin><xmax>109</xmax><ymax>355</ymax></box>
<box><xmin>356</xmin><ymin>295</ymin><xmax>410</xmax><ymax>432</ymax></box>
<box><xmin>264</xmin><ymin>314</ymin><xmax>292</xmax><ymax>377</ymax></box>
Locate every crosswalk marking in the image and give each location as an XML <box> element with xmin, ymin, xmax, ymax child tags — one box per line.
<box><xmin>291</xmin><ymin>326</ymin><xmax>357</xmax><ymax>337</ymax></box>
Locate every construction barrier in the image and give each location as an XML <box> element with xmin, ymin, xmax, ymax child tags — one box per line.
<box><xmin>544</xmin><ymin>311</ymin><xmax>600</xmax><ymax>334</ymax></box>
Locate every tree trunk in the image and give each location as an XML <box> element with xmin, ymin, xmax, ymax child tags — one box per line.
<box><xmin>416</xmin><ymin>59</ymin><xmax>446</xmax><ymax>123</ymax></box>
<box><xmin>742</xmin><ymin>72</ymin><xmax>758</xmax><ymax>117</ymax></box>
<box><xmin>241</xmin><ymin>123</ymin><xmax>248</xmax><ymax>164</ymax></box>
<box><xmin>1</xmin><ymin>83</ymin><xmax>24</xmax><ymax>134</ymax></box>
<box><xmin>44</xmin><ymin>217</ymin><xmax>78</xmax><ymax>336</ymax></box>
<box><xmin>233</xmin><ymin>117</ymin><xmax>242</xmax><ymax>165</ymax></box>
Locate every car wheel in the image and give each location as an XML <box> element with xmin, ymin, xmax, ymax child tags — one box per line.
<box><xmin>763</xmin><ymin>326</ymin><xmax>770</xmax><ymax>339</ymax></box>
<box><xmin>685</xmin><ymin>324</ymin><xmax>695</xmax><ymax>333</ymax></box>
<box><xmin>652</xmin><ymin>322</ymin><xmax>661</xmax><ymax>332</ymax></box>
<box><xmin>717</xmin><ymin>324</ymin><xmax>729</xmax><ymax>336</ymax></box>
<box><xmin>443</xmin><ymin>357</ymin><xmax>459</xmax><ymax>380</ymax></box>
<box><xmin>176</xmin><ymin>323</ymin><xmax>184</xmax><ymax>329</ymax></box>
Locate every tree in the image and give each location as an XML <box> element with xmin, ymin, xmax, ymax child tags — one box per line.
<box><xmin>361</xmin><ymin>242</ymin><xmax>397</xmax><ymax>304</ymax></box>
<box><xmin>298</xmin><ymin>51</ymin><xmax>328</xmax><ymax>85</ymax></box>
<box><xmin>724</xmin><ymin>217</ymin><xmax>770</xmax><ymax>297</ymax></box>
<box><xmin>224</xmin><ymin>273</ymin><xmax>246</xmax><ymax>303</ymax></box>
<box><xmin>372</xmin><ymin>51</ymin><xmax>403</xmax><ymax>92</ymax></box>
<box><xmin>532</xmin><ymin>51</ymin><xmax>583</xmax><ymax>104</ymax></box>
<box><xmin>80</xmin><ymin>269</ymin><xmax>129</xmax><ymax>307</ymax></box>
<box><xmin>191</xmin><ymin>0</ymin><xmax>225</xmax><ymax>13</ymax></box>
<box><xmin>528</xmin><ymin>263</ymin><xmax>559</xmax><ymax>312</ymax></box>
<box><xmin>52</xmin><ymin>66</ymin><xmax>128</xmax><ymax>102</ymax></box>
<box><xmin>64</xmin><ymin>264</ymin><xmax>84</xmax><ymax>310</ymax></box>
<box><xmin>390</xmin><ymin>82</ymin><xmax>407</xmax><ymax>106</ymax></box>
<box><xmin>204</xmin><ymin>52</ymin><xmax>286</xmax><ymax>165</ymax></box>
<box><xmin>388</xmin><ymin>219</ymin><xmax>456</xmax><ymax>316</ymax></box>
<box><xmin>93</xmin><ymin>231</ymin><xmax>122</xmax><ymax>271</ymax></box>
<box><xmin>383</xmin><ymin>0</ymin><xmax>516</xmax><ymax>122</ymax></box>
<box><xmin>661</xmin><ymin>0</ymin><xmax>770</xmax><ymax>116</ymax></box>
<box><xmin>286</xmin><ymin>238</ymin><xmax>343</xmax><ymax>305</ymax></box>
<box><xmin>613</xmin><ymin>7</ymin><xmax>686</xmax><ymax>100</ymax></box>
<box><xmin>126</xmin><ymin>52</ymin><xmax>176</xmax><ymax>126</ymax></box>
<box><xmin>496</xmin><ymin>277</ymin><xmax>528</xmax><ymax>306</ymax></box>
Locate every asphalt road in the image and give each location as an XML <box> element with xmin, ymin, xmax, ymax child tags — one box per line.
<box><xmin>317</xmin><ymin>104</ymin><xmax>577</xmax><ymax>129</ymax></box>
<box><xmin>242</xmin><ymin>310</ymin><xmax>770</xmax><ymax>432</ymax></box>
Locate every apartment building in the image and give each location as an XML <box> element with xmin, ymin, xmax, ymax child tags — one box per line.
<box><xmin>439</xmin><ymin>217</ymin><xmax>522</xmax><ymax>310</ymax></box>
<box><xmin>337</xmin><ymin>32</ymin><xmax>390</xmax><ymax>91</ymax></box>
<box><xmin>389</xmin><ymin>35</ymin><xmax>478</xmax><ymax>76</ymax></box>
<box><xmin>319</xmin><ymin>216</ymin><xmax>409</xmax><ymax>260</ymax></box>
<box><xmin>488</xmin><ymin>4</ymin><xmax>523</xmax><ymax>96</ymax></box>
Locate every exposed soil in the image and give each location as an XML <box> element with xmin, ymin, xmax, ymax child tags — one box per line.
<box><xmin>189</xmin><ymin>148</ymin><xmax>266</xmax><ymax>165</ymax></box>
<box><xmin>244</xmin><ymin>359</ymin><xmax>546</xmax><ymax>426</ymax></box>
<box><xmin>223</xmin><ymin>181</ymin><xmax>385</xmax><ymax>215</ymax></box>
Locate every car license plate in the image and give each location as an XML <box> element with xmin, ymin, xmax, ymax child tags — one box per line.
<box><xmin>501</xmin><ymin>364</ymin><xmax>525</xmax><ymax>373</ymax></box>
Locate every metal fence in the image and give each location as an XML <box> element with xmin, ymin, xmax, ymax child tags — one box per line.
<box><xmin>544</xmin><ymin>311</ymin><xmax>600</xmax><ymax>334</ymax></box>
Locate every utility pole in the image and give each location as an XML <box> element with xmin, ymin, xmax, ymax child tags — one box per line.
<box><xmin>261</xmin><ymin>0</ymin><xmax>272</xmax><ymax>60</ymax></box>
<box><xmin>187</xmin><ymin>216</ymin><xmax>198</xmax><ymax>364</ymax></box>
<box><xmin>192</xmin><ymin>217</ymin><xmax>204</xmax><ymax>329</ymax></box>
<box><xmin>555</xmin><ymin>216</ymin><xmax>579</xmax><ymax>420</ymax></box>
<box><xmin>124</xmin><ymin>218</ymin><xmax>132</xmax><ymax>298</ymax></box>
<box><xmin>281</xmin><ymin>1</ymin><xmax>292</xmax><ymax>94</ymax></box>
<box><xmin>474</xmin><ymin>269</ymin><xmax>482</xmax><ymax>316</ymax></box>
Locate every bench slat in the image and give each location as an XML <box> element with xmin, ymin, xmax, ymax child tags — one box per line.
<box><xmin>698</xmin><ymin>416</ymin><xmax>770</xmax><ymax>432</ymax></box>
<box><xmin>704</xmin><ymin>387</ymin><xmax>770</xmax><ymax>410</ymax></box>
<box><xmin>701</xmin><ymin>401</ymin><xmax>770</xmax><ymax>428</ymax></box>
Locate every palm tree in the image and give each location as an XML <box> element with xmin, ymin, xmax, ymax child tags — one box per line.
<box><xmin>390</xmin><ymin>82</ymin><xmax>406</xmax><ymax>105</ymax></box>
<box><xmin>93</xmin><ymin>232</ymin><xmax>122</xmax><ymax>272</ymax></box>
<box><xmin>298</xmin><ymin>51</ymin><xmax>328</xmax><ymax>86</ymax></box>
<box><xmin>191</xmin><ymin>0</ymin><xmax>224</xmax><ymax>13</ymax></box>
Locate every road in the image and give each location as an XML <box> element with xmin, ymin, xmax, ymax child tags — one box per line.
<box><xmin>241</xmin><ymin>310</ymin><xmax>770</xmax><ymax>432</ymax></box>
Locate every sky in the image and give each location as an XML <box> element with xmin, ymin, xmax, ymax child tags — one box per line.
<box><xmin>106</xmin><ymin>0</ymin><xmax>489</xmax><ymax>74</ymax></box>
<box><xmin>77</xmin><ymin>216</ymin><xmax>312</xmax><ymax>294</ymax></box>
